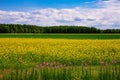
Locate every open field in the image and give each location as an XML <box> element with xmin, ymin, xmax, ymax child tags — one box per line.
<box><xmin>0</xmin><ymin>38</ymin><xmax>120</xmax><ymax>67</ymax></box>
<box><xmin>0</xmin><ymin>35</ymin><xmax>120</xmax><ymax>80</ymax></box>
<box><xmin>0</xmin><ymin>33</ymin><xmax>120</xmax><ymax>39</ymax></box>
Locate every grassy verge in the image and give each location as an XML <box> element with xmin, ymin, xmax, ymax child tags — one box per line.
<box><xmin>1</xmin><ymin>61</ymin><xmax>120</xmax><ymax>80</ymax></box>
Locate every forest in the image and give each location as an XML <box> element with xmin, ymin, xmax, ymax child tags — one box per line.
<box><xmin>0</xmin><ymin>24</ymin><xmax>120</xmax><ymax>33</ymax></box>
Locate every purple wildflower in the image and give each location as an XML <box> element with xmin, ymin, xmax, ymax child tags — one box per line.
<box><xmin>112</xmin><ymin>60</ymin><xmax>117</xmax><ymax>64</ymax></box>
<box><xmin>100</xmin><ymin>61</ymin><xmax>104</xmax><ymax>65</ymax></box>
<box><xmin>46</xmin><ymin>62</ymin><xmax>49</xmax><ymax>67</ymax></box>
<box><xmin>39</xmin><ymin>64</ymin><xmax>43</xmax><ymax>67</ymax></box>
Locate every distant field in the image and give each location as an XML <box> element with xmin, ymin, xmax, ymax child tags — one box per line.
<box><xmin>0</xmin><ymin>33</ymin><xmax>120</xmax><ymax>39</ymax></box>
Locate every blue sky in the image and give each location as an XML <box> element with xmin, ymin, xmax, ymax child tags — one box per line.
<box><xmin>0</xmin><ymin>0</ymin><xmax>97</xmax><ymax>10</ymax></box>
<box><xmin>0</xmin><ymin>0</ymin><xmax>120</xmax><ymax>29</ymax></box>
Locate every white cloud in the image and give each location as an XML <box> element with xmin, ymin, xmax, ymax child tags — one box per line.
<box><xmin>0</xmin><ymin>0</ymin><xmax>120</xmax><ymax>29</ymax></box>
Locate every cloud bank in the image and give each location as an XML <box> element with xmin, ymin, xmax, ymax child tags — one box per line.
<box><xmin>0</xmin><ymin>0</ymin><xmax>120</xmax><ymax>29</ymax></box>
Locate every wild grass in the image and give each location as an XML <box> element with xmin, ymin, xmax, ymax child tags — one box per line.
<box><xmin>1</xmin><ymin>61</ymin><xmax>120</xmax><ymax>80</ymax></box>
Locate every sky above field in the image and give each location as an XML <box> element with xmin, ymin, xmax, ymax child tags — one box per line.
<box><xmin>0</xmin><ymin>0</ymin><xmax>120</xmax><ymax>29</ymax></box>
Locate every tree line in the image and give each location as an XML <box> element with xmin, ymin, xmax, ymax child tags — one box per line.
<box><xmin>0</xmin><ymin>24</ymin><xmax>120</xmax><ymax>33</ymax></box>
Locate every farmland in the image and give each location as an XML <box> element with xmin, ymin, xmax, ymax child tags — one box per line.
<box><xmin>0</xmin><ymin>33</ymin><xmax>120</xmax><ymax>39</ymax></box>
<box><xmin>0</xmin><ymin>38</ymin><xmax>120</xmax><ymax>67</ymax></box>
<box><xmin>0</xmin><ymin>34</ymin><xmax>120</xmax><ymax>80</ymax></box>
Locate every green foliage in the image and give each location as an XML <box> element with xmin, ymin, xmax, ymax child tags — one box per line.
<box><xmin>0</xmin><ymin>24</ymin><xmax>43</xmax><ymax>33</ymax></box>
<box><xmin>0</xmin><ymin>24</ymin><xmax>120</xmax><ymax>33</ymax></box>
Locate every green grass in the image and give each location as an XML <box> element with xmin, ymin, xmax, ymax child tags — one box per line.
<box><xmin>1</xmin><ymin>62</ymin><xmax>120</xmax><ymax>80</ymax></box>
<box><xmin>0</xmin><ymin>33</ymin><xmax>120</xmax><ymax>39</ymax></box>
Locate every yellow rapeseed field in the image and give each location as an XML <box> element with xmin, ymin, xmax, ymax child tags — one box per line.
<box><xmin>0</xmin><ymin>38</ymin><xmax>120</xmax><ymax>66</ymax></box>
